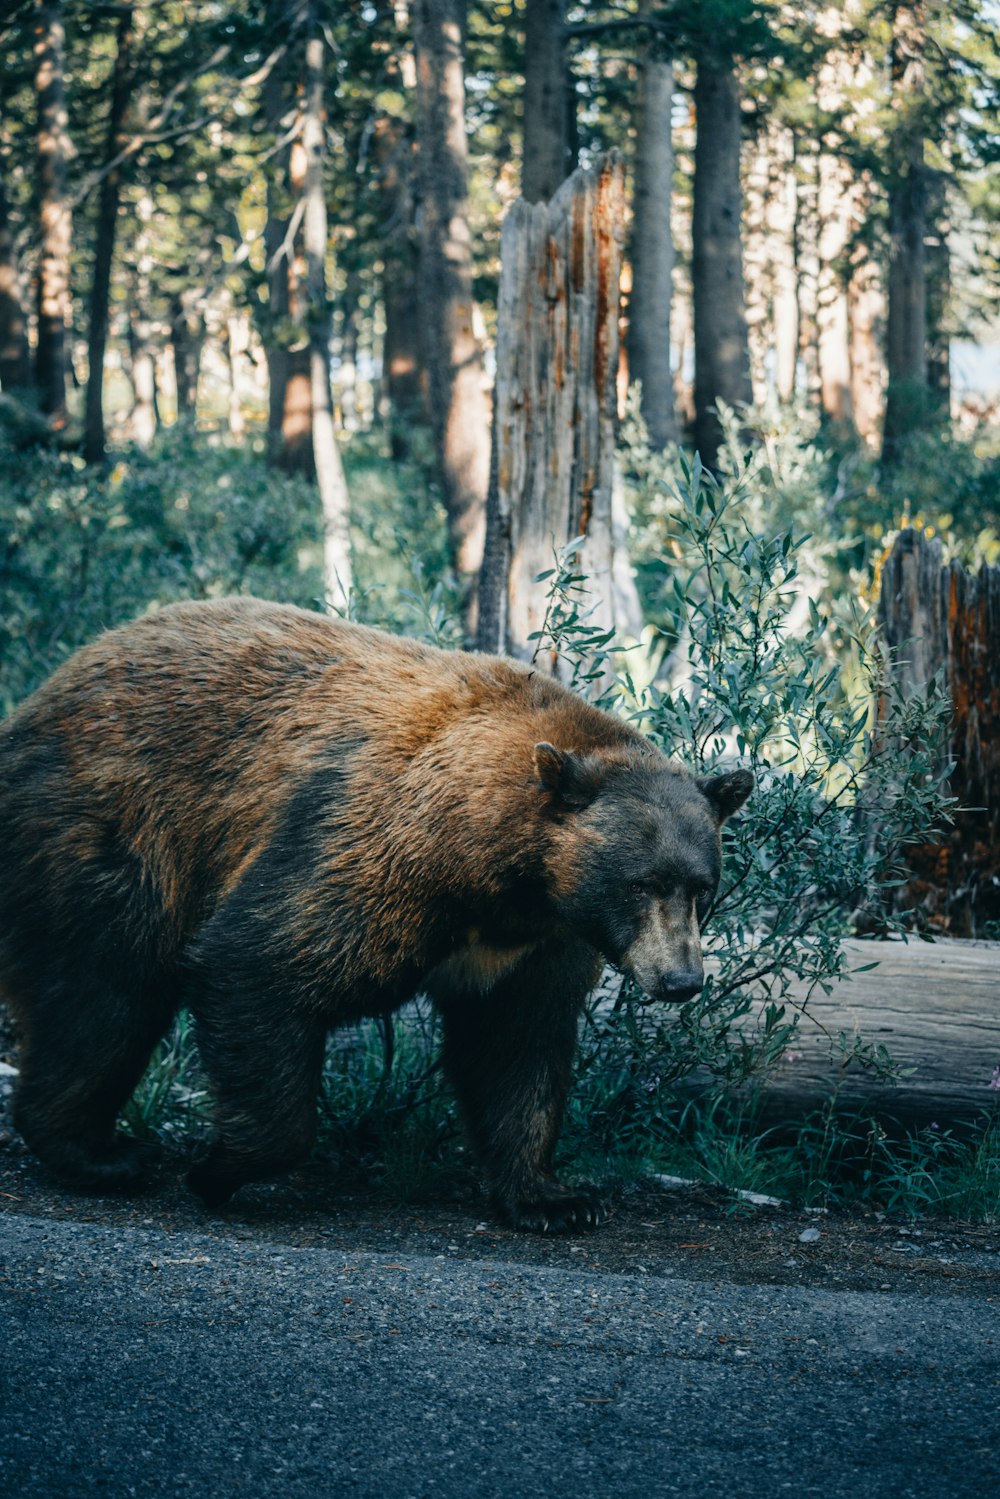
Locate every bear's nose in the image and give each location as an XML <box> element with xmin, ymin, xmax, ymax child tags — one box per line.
<box><xmin>657</xmin><ymin>970</ymin><xmax>704</xmax><ymax>1003</ymax></box>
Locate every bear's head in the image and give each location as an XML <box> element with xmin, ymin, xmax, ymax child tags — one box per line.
<box><xmin>534</xmin><ymin>743</ymin><xmax>753</xmax><ymax>1003</ymax></box>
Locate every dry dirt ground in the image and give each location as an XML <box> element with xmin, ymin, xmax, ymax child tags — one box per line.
<box><xmin>1</xmin><ymin>1122</ymin><xmax>997</xmax><ymax>1297</ymax></box>
<box><xmin>1</xmin><ymin>1003</ymin><xmax>996</xmax><ymax>1290</ymax></box>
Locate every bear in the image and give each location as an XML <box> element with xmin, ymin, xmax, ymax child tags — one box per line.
<box><xmin>0</xmin><ymin>597</ymin><xmax>752</xmax><ymax>1231</ymax></box>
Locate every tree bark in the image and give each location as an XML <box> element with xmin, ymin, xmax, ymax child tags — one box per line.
<box><xmin>83</xmin><ymin>2</ymin><xmax>134</xmax><ymax>465</ymax></box>
<box><xmin>34</xmin><ymin>0</ymin><xmax>72</xmax><ymax>425</ymax></box>
<box><xmin>127</xmin><ymin>194</ymin><xmax>156</xmax><ymax>449</ymax></box>
<box><xmin>335</xmin><ymin>268</ymin><xmax>361</xmax><ymax>432</ymax></box>
<box><xmin>814</xmin><ymin>6</ymin><xmax>855</xmax><ymax>427</ymax></box>
<box><xmin>477</xmin><ymin>157</ymin><xmax>641</xmax><ymax>662</ymax></box>
<box><xmin>816</xmin><ymin>149</ymin><xmax>853</xmax><ymax>424</ymax></box>
<box><xmin>847</xmin><ymin>237</ymin><xmax>884</xmax><ymax>445</ymax></box>
<box><xmin>0</xmin><ymin>158</ymin><xmax>30</xmax><ymax>392</ymax></box>
<box><xmin>521</xmin><ymin>0</ymin><xmax>571</xmax><ymax>203</ymax></box>
<box><xmin>882</xmin><ymin>2</ymin><xmax>928</xmax><ymax>464</ymax></box>
<box><xmin>225</xmin><ymin>314</ymin><xmax>247</xmax><ymax>438</ymax></box>
<box><xmin>771</xmin><ymin>129</ymin><xmax>798</xmax><ymax>403</ymax></box>
<box><xmin>878</xmin><ymin>528</ymin><xmax>1000</xmax><ymax>936</ymax></box>
<box><xmin>925</xmin><ymin>168</ymin><xmax>950</xmax><ymax>416</ymax></box>
<box><xmin>169</xmin><ymin>292</ymin><xmax>204</xmax><ymax>419</ymax></box>
<box><xmin>741</xmin><ymin>121</ymin><xmax>771</xmax><ymax>405</ymax></box>
<box><xmin>304</xmin><ymin>23</ymin><xmax>352</xmax><ymax>613</ymax></box>
<box><xmin>792</xmin><ymin>145</ymin><xmax>822</xmax><ymax>409</ymax></box>
<box><xmin>412</xmin><ymin>0</ymin><xmax>491</xmax><ymax>589</ymax></box>
<box><xmin>702</xmin><ymin>936</ymin><xmax>1000</xmax><ymax>1130</ymax></box>
<box><xmin>263</xmin><ymin>0</ymin><xmax>309</xmax><ymax>468</ymax></box>
<box><xmin>691</xmin><ymin>60</ymin><xmax>752</xmax><ymax>471</ymax></box>
<box><xmin>628</xmin><ymin>8</ymin><xmax>677</xmax><ymax>449</ymax></box>
<box><xmin>373</xmin><ymin>113</ymin><xmax>423</xmax><ymax>449</ymax></box>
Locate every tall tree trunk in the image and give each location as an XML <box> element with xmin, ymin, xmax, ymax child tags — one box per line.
<box><xmin>671</xmin><ymin>279</ymin><xmax>695</xmax><ymax>428</ymax></box>
<box><xmin>628</xmin><ymin>9</ymin><xmax>677</xmax><ymax>449</ymax></box>
<box><xmin>925</xmin><ymin>167</ymin><xmax>950</xmax><ymax>416</ymax></box>
<box><xmin>336</xmin><ymin>268</ymin><xmax>361</xmax><ymax>432</ymax></box>
<box><xmin>848</xmin><ymin>235</ymin><xmax>884</xmax><ymax>445</ymax></box>
<box><xmin>412</xmin><ymin>0</ymin><xmax>491</xmax><ymax>590</ymax></box>
<box><xmin>304</xmin><ymin>20</ymin><xmax>352</xmax><ymax>612</ymax></box>
<box><xmin>128</xmin><ymin>303</ymin><xmax>156</xmax><ymax>449</ymax></box>
<box><xmin>521</xmin><ymin>0</ymin><xmax>571</xmax><ymax>203</ymax></box>
<box><xmin>263</xmin><ymin>0</ymin><xmax>304</xmax><ymax>466</ymax></box>
<box><xmin>0</xmin><ymin>159</ymin><xmax>30</xmax><ymax>392</ymax></box>
<box><xmin>170</xmin><ymin>291</ymin><xmax>204</xmax><ymax>419</ymax></box>
<box><xmin>83</xmin><ymin>2</ymin><xmax>134</xmax><ymax>465</ymax></box>
<box><xmin>816</xmin><ymin>154</ymin><xmax>853</xmax><ymax>425</ymax></box>
<box><xmin>847</xmin><ymin>175</ymin><xmax>885</xmax><ymax>446</ymax></box>
<box><xmin>790</xmin><ymin>143</ymin><xmax>822</xmax><ymax>409</ymax></box>
<box><xmin>771</xmin><ymin>128</ymin><xmax>798</xmax><ymax>403</ymax></box>
<box><xmin>225</xmin><ymin>313</ymin><xmax>247</xmax><ymax>438</ymax></box>
<box><xmin>127</xmin><ymin>196</ymin><xmax>156</xmax><ymax>449</ymax></box>
<box><xmin>882</xmin><ymin>143</ymin><xmax>926</xmax><ymax>461</ymax></box>
<box><xmin>261</xmin><ymin>0</ymin><xmax>351</xmax><ymax>602</ymax></box>
<box><xmin>882</xmin><ymin>1</ymin><xmax>927</xmax><ymax>464</ymax></box>
<box><xmin>691</xmin><ymin>60</ymin><xmax>752</xmax><ymax>470</ymax></box>
<box><xmin>814</xmin><ymin>5</ymin><xmax>854</xmax><ymax>426</ymax></box>
<box><xmin>373</xmin><ymin>113</ymin><xmax>422</xmax><ymax>451</ymax></box>
<box><xmin>741</xmin><ymin>121</ymin><xmax>771</xmax><ymax>405</ymax></box>
<box><xmin>478</xmin><ymin>157</ymin><xmax>641</xmax><ymax>661</ymax></box>
<box><xmin>34</xmin><ymin>0</ymin><xmax>71</xmax><ymax>425</ymax></box>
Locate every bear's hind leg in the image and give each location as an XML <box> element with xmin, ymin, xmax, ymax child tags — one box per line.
<box><xmin>436</xmin><ymin>941</ymin><xmax>606</xmax><ymax>1233</ymax></box>
<box><xmin>186</xmin><ymin>987</ymin><xmax>326</xmax><ymax>1208</ymax></box>
<box><xmin>14</xmin><ymin>980</ymin><xmax>175</xmax><ymax>1191</ymax></box>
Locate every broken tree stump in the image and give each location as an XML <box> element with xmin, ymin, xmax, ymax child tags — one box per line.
<box><xmin>877</xmin><ymin>527</ymin><xmax>1000</xmax><ymax>935</ymax></box>
<box><xmin>476</xmin><ymin>153</ymin><xmax>641</xmax><ymax>662</ymax></box>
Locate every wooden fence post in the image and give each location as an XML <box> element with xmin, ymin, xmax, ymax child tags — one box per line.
<box><xmin>878</xmin><ymin>527</ymin><xmax>1000</xmax><ymax>934</ymax></box>
<box><xmin>476</xmin><ymin>154</ymin><xmax>641</xmax><ymax>662</ymax></box>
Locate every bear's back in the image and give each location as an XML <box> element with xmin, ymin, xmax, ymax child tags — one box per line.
<box><xmin>0</xmin><ymin>599</ymin><xmax>640</xmax><ymax>948</ymax></box>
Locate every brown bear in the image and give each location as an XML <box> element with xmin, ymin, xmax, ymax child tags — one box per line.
<box><xmin>0</xmin><ymin>597</ymin><xmax>751</xmax><ymax>1231</ymax></box>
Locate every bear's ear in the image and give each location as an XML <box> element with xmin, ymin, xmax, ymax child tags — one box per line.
<box><xmin>533</xmin><ymin>743</ymin><xmax>604</xmax><ymax>811</ymax></box>
<box><xmin>696</xmin><ymin>768</ymin><xmax>754</xmax><ymax>823</ymax></box>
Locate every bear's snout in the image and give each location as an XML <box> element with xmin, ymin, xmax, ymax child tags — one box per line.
<box><xmin>654</xmin><ymin>969</ymin><xmax>704</xmax><ymax>1004</ymax></box>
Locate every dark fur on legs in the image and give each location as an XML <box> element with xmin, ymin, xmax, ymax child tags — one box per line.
<box><xmin>185</xmin><ymin>966</ymin><xmax>327</xmax><ymax>1208</ymax></box>
<box><xmin>13</xmin><ymin>979</ymin><xmax>174</xmax><ymax>1191</ymax></box>
<box><xmin>436</xmin><ymin>941</ymin><xmax>607</xmax><ymax>1233</ymax></box>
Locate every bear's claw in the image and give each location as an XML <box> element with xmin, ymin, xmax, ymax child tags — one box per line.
<box><xmin>504</xmin><ymin>1187</ymin><xmax>609</xmax><ymax>1234</ymax></box>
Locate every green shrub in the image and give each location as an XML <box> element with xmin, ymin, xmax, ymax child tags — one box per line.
<box><xmin>534</xmin><ymin>444</ymin><xmax>954</xmax><ymax>1158</ymax></box>
<box><xmin>0</xmin><ymin>425</ymin><xmax>454</xmax><ymax>714</ymax></box>
<box><xmin>5</xmin><ymin>418</ymin><xmax>977</xmax><ymax>1214</ymax></box>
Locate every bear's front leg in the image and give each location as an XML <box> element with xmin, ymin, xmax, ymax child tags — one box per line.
<box><xmin>185</xmin><ymin>971</ymin><xmax>328</xmax><ymax>1207</ymax></box>
<box><xmin>437</xmin><ymin>941</ymin><xmax>606</xmax><ymax>1233</ymax></box>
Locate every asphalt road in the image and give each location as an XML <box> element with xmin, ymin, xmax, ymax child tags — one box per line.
<box><xmin>2</xmin><ymin>1211</ymin><xmax>997</xmax><ymax>1499</ymax></box>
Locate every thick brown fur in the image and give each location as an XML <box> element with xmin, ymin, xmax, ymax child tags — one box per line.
<box><xmin>0</xmin><ymin>597</ymin><xmax>750</xmax><ymax>1230</ymax></box>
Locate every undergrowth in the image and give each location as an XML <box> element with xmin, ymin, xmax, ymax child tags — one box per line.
<box><xmin>5</xmin><ymin>416</ymin><xmax>995</xmax><ymax>1223</ymax></box>
<box><xmin>120</xmin><ymin>1005</ymin><xmax>1000</xmax><ymax>1221</ymax></box>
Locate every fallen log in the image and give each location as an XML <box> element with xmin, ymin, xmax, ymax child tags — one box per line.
<box><xmin>738</xmin><ymin>936</ymin><xmax>1000</xmax><ymax>1129</ymax></box>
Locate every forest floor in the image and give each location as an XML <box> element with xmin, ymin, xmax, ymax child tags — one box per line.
<box><xmin>0</xmin><ymin>992</ymin><xmax>997</xmax><ymax>1295</ymax></box>
<box><xmin>1</xmin><ymin>1122</ymin><xmax>998</xmax><ymax>1299</ymax></box>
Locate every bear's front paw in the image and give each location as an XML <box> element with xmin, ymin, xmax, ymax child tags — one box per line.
<box><xmin>503</xmin><ymin>1185</ymin><xmax>609</xmax><ymax>1234</ymax></box>
<box><xmin>65</xmin><ymin>1134</ymin><xmax>162</xmax><ymax>1193</ymax></box>
<box><xmin>187</xmin><ymin>1157</ymin><xmax>240</xmax><ymax>1210</ymax></box>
